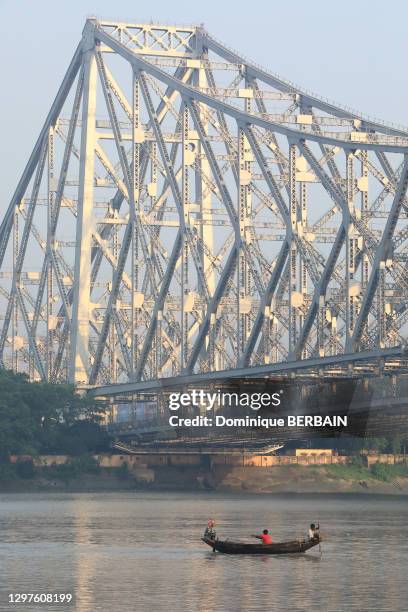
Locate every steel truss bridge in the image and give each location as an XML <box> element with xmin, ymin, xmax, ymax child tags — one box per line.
<box><xmin>1</xmin><ymin>18</ymin><xmax>408</xmax><ymax>396</ymax></box>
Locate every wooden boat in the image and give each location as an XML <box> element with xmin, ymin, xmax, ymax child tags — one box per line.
<box><xmin>202</xmin><ymin>536</ymin><xmax>320</xmax><ymax>555</ymax></box>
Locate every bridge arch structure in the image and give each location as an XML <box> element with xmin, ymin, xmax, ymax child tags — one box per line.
<box><xmin>0</xmin><ymin>18</ymin><xmax>407</xmax><ymax>392</ymax></box>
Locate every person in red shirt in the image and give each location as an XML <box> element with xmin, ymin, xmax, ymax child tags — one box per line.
<box><xmin>253</xmin><ymin>529</ymin><xmax>272</xmax><ymax>544</ymax></box>
<box><xmin>204</xmin><ymin>519</ymin><xmax>217</xmax><ymax>541</ymax></box>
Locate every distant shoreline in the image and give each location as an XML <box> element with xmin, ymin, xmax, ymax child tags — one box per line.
<box><xmin>1</xmin><ymin>463</ymin><xmax>408</xmax><ymax>496</ymax></box>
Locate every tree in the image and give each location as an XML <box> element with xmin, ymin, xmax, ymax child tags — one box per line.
<box><xmin>0</xmin><ymin>369</ymin><xmax>110</xmax><ymax>459</ymax></box>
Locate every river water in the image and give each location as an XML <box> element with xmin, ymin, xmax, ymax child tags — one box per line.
<box><xmin>0</xmin><ymin>491</ymin><xmax>407</xmax><ymax>612</ymax></box>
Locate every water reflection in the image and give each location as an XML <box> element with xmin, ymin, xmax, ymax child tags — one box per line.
<box><xmin>74</xmin><ymin>502</ymin><xmax>96</xmax><ymax>612</ymax></box>
<box><xmin>0</xmin><ymin>492</ymin><xmax>407</xmax><ymax>611</ymax></box>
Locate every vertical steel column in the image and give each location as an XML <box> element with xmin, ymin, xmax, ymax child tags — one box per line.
<box><xmin>244</xmin><ymin>92</ymin><xmax>252</xmax><ymax>349</ymax></box>
<box><xmin>46</xmin><ymin>126</ymin><xmax>55</xmax><ymax>380</ymax></box>
<box><xmin>151</xmin><ymin>143</ymin><xmax>161</xmax><ymax>378</ymax></box>
<box><xmin>262</xmin><ymin>305</ymin><xmax>270</xmax><ymax>363</ymax></box>
<box><xmin>110</xmin><ymin>224</ymin><xmax>118</xmax><ymax>382</ymax></box>
<box><xmin>288</xmin><ymin>143</ymin><xmax>297</xmax><ymax>356</ymax></box>
<box><xmin>12</xmin><ymin>207</ymin><xmax>19</xmax><ymax>371</ymax></box>
<box><xmin>69</xmin><ymin>34</ymin><xmax>97</xmax><ymax>383</ymax></box>
<box><xmin>181</xmin><ymin>103</ymin><xmax>190</xmax><ymax>370</ymax></box>
<box><xmin>271</xmin><ymin>298</ymin><xmax>278</xmax><ymax>364</ymax></box>
<box><xmin>150</xmin><ymin>141</ymin><xmax>158</xmax><ymax>290</ymax></box>
<box><xmin>345</xmin><ymin>150</ymin><xmax>356</xmax><ymax>349</ymax></box>
<box><xmin>131</xmin><ymin>71</ymin><xmax>141</xmax><ymax>376</ymax></box>
<box><xmin>297</xmin><ymin>107</ymin><xmax>308</xmax><ymax>360</ymax></box>
<box><xmin>237</xmin><ymin>124</ymin><xmax>247</xmax><ymax>362</ymax></box>
<box><xmin>359</xmin><ymin>150</ymin><xmax>370</xmax><ymax>345</ymax></box>
<box><xmin>317</xmin><ymin>295</ymin><xmax>325</xmax><ymax>357</ymax></box>
<box><xmin>378</xmin><ymin>263</ymin><xmax>386</xmax><ymax>347</ymax></box>
<box><xmin>330</xmin><ymin>311</ymin><xmax>337</xmax><ymax>356</ymax></box>
<box><xmin>237</xmin><ymin>95</ymin><xmax>252</xmax><ymax>362</ymax></box>
<box><xmin>156</xmin><ymin>310</ymin><xmax>162</xmax><ymax>377</ymax></box>
<box><xmin>360</xmin><ymin>150</ymin><xmax>369</xmax><ymax>294</ymax></box>
<box><xmin>299</xmin><ymin>180</ymin><xmax>307</xmax><ymax>358</ymax></box>
<box><xmin>208</xmin><ymin>312</ymin><xmax>216</xmax><ymax>369</ymax></box>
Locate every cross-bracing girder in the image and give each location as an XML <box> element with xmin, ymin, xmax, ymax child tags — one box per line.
<box><xmin>0</xmin><ymin>18</ymin><xmax>407</xmax><ymax>386</ymax></box>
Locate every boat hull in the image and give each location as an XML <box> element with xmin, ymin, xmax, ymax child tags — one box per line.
<box><xmin>202</xmin><ymin>537</ymin><xmax>320</xmax><ymax>554</ymax></box>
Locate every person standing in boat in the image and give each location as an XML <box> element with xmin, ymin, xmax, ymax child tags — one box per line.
<box><xmin>204</xmin><ymin>519</ymin><xmax>217</xmax><ymax>540</ymax></box>
<box><xmin>308</xmin><ymin>523</ymin><xmax>320</xmax><ymax>541</ymax></box>
<box><xmin>252</xmin><ymin>529</ymin><xmax>272</xmax><ymax>544</ymax></box>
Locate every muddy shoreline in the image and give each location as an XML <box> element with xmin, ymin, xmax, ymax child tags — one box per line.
<box><xmin>2</xmin><ymin>464</ymin><xmax>408</xmax><ymax>495</ymax></box>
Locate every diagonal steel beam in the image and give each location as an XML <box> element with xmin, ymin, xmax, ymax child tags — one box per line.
<box><xmin>135</xmin><ymin>230</ymin><xmax>183</xmax><ymax>380</ymax></box>
<box><xmin>351</xmin><ymin>155</ymin><xmax>408</xmax><ymax>347</ymax></box>
<box><xmin>239</xmin><ymin>240</ymin><xmax>290</xmax><ymax>366</ymax></box>
<box><xmin>0</xmin><ymin>43</ymin><xmax>82</xmax><ymax>268</ymax></box>
<box><xmin>294</xmin><ymin>225</ymin><xmax>346</xmax><ymax>357</ymax></box>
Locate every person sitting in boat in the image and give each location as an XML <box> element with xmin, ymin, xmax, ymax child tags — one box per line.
<box><xmin>308</xmin><ymin>523</ymin><xmax>320</xmax><ymax>541</ymax></box>
<box><xmin>252</xmin><ymin>529</ymin><xmax>272</xmax><ymax>544</ymax></box>
<box><xmin>204</xmin><ymin>519</ymin><xmax>217</xmax><ymax>541</ymax></box>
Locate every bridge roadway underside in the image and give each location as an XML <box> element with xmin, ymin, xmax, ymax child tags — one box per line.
<box><xmin>109</xmin><ymin>396</ymin><xmax>408</xmax><ymax>452</ymax></box>
<box><xmin>89</xmin><ymin>347</ymin><xmax>408</xmax><ymax>398</ymax></box>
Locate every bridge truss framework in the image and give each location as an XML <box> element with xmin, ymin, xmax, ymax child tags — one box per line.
<box><xmin>0</xmin><ymin>18</ymin><xmax>408</xmax><ymax>391</ymax></box>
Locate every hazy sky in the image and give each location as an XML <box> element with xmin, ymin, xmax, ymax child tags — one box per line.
<box><xmin>1</xmin><ymin>0</ymin><xmax>408</xmax><ymax>208</ymax></box>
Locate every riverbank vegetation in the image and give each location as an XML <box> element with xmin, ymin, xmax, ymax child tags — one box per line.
<box><xmin>0</xmin><ymin>369</ymin><xmax>111</xmax><ymax>468</ymax></box>
<box><xmin>325</xmin><ymin>460</ymin><xmax>408</xmax><ymax>483</ymax></box>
